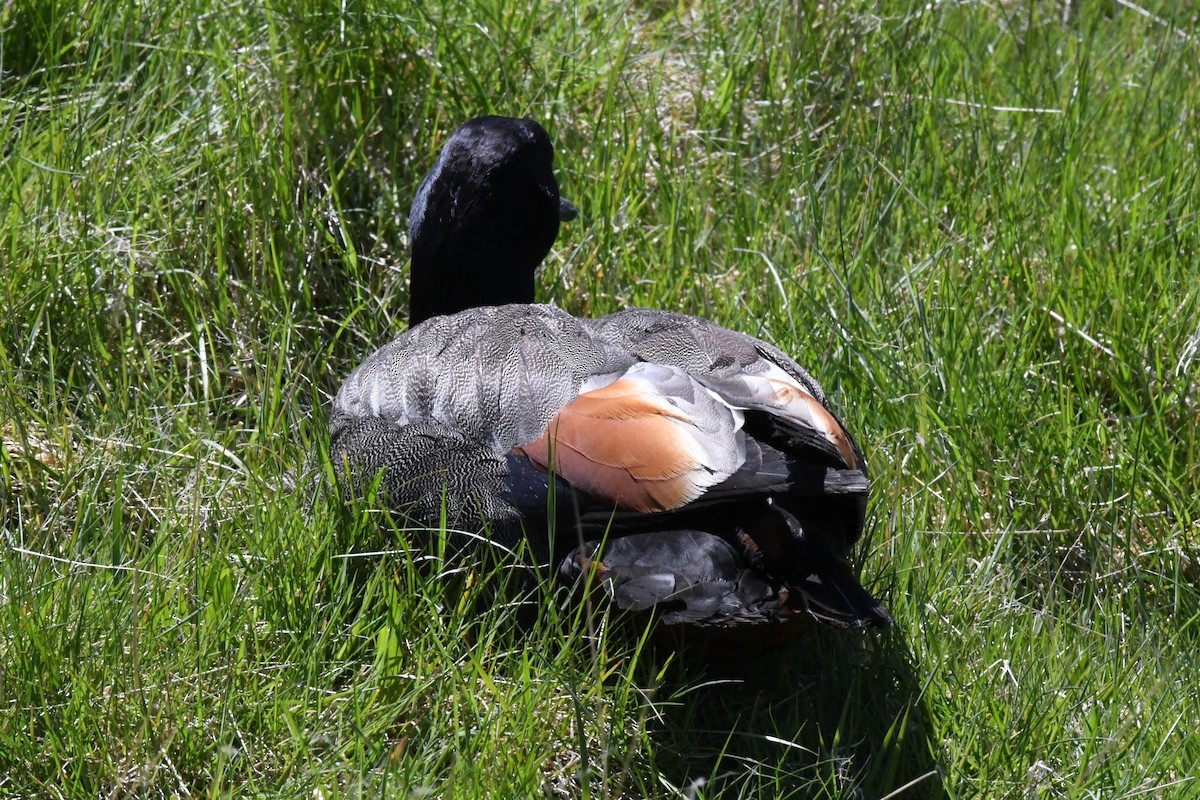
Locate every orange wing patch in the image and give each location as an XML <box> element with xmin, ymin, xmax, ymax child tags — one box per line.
<box><xmin>514</xmin><ymin>377</ymin><xmax>718</xmax><ymax>513</ymax></box>
<box><xmin>759</xmin><ymin>377</ymin><xmax>859</xmax><ymax>470</ymax></box>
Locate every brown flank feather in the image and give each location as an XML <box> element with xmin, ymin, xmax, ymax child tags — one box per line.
<box><xmin>515</xmin><ymin>378</ymin><xmax>713</xmax><ymax>512</ymax></box>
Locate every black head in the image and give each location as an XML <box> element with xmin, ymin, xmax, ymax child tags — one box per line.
<box><xmin>407</xmin><ymin>116</ymin><xmax>576</xmax><ymax>326</ymax></box>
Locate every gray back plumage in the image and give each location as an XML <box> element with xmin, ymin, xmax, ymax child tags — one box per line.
<box><xmin>331</xmin><ymin>305</ymin><xmax>620</xmax><ymax>548</ymax></box>
<box><xmin>333</xmin><ymin>305</ymin><xmax>623</xmax><ymax>445</ymax></box>
<box><xmin>593</xmin><ymin>309</ymin><xmax>826</xmax><ymax>385</ymax></box>
<box><xmin>329</xmin><ymin>303</ymin><xmax>861</xmax><ymax>551</ymax></box>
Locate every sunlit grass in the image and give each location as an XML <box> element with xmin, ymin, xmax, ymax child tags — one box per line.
<box><xmin>2</xmin><ymin>0</ymin><xmax>1198</xmax><ymax>797</ymax></box>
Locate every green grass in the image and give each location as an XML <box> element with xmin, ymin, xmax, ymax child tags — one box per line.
<box><xmin>2</xmin><ymin>0</ymin><xmax>1198</xmax><ymax>796</ymax></box>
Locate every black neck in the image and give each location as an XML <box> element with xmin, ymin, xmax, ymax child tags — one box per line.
<box><xmin>407</xmin><ymin>175</ymin><xmax>561</xmax><ymax>326</ymax></box>
<box><xmin>409</xmin><ymin>251</ymin><xmax>539</xmax><ymax>326</ymax></box>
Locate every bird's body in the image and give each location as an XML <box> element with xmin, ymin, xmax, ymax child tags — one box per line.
<box><xmin>331</xmin><ymin>116</ymin><xmax>890</xmax><ymax>632</ymax></box>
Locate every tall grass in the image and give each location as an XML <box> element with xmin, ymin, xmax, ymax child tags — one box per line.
<box><xmin>2</xmin><ymin>0</ymin><xmax>1198</xmax><ymax>797</ymax></box>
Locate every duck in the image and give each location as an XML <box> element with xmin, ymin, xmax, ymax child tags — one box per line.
<box><xmin>330</xmin><ymin>115</ymin><xmax>891</xmax><ymax>631</ymax></box>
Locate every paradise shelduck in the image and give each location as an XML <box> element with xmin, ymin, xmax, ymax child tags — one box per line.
<box><xmin>330</xmin><ymin>115</ymin><xmax>891</xmax><ymax>632</ymax></box>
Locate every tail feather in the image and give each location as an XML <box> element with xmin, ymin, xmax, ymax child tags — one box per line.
<box><xmin>796</xmin><ymin>558</ymin><xmax>892</xmax><ymax>629</ymax></box>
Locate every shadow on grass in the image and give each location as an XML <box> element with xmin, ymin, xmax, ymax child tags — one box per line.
<box><xmin>324</xmin><ymin>482</ymin><xmax>944</xmax><ymax>798</ymax></box>
<box><xmin>638</xmin><ymin>624</ymin><xmax>945</xmax><ymax>800</ymax></box>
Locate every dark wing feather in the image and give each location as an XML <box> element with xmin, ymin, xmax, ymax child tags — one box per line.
<box><xmin>561</xmin><ymin>531</ymin><xmax>799</xmax><ymax>626</ymax></box>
